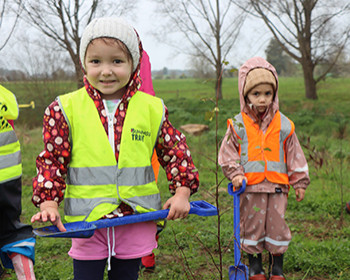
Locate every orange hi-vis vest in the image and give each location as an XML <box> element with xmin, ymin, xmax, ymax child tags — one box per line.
<box><xmin>227</xmin><ymin>111</ymin><xmax>295</xmax><ymax>185</ymax></box>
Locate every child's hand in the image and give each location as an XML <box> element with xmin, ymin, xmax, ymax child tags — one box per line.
<box><xmin>295</xmin><ymin>188</ymin><xmax>305</xmax><ymax>202</ymax></box>
<box><xmin>231</xmin><ymin>175</ymin><xmax>248</xmax><ymax>190</ymax></box>
<box><xmin>31</xmin><ymin>201</ymin><xmax>66</xmax><ymax>232</ymax></box>
<box><xmin>162</xmin><ymin>187</ymin><xmax>191</xmax><ymax>220</ymax></box>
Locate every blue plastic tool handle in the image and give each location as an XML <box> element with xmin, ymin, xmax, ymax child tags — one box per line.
<box><xmin>189</xmin><ymin>200</ymin><xmax>218</xmax><ymax>216</ymax></box>
<box><xmin>92</xmin><ymin>200</ymin><xmax>217</xmax><ymax>229</ymax></box>
<box><xmin>227</xmin><ymin>180</ymin><xmax>246</xmax><ymax>196</ymax></box>
<box><xmin>33</xmin><ymin>200</ymin><xmax>217</xmax><ymax>238</ymax></box>
<box><xmin>33</xmin><ymin>221</ymin><xmax>97</xmax><ymax>238</ymax></box>
<box><xmin>227</xmin><ymin>181</ymin><xmax>246</xmax><ymax>268</ymax></box>
<box><xmin>228</xmin><ymin>181</ymin><xmax>249</xmax><ymax>279</ymax></box>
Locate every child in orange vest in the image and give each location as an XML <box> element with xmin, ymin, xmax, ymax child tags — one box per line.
<box><xmin>219</xmin><ymin>57</ymin><xmax>310</xmax><ymax>280</ymax></box>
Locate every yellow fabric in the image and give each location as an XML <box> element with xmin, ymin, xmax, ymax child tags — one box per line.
<box><xmin>0</xmin><ymin>85</ymin><xmax>19</xmax><ymax>121</ymax></box>
<box><xmin>0</xmin><ymin>86</ymin><xmax>22</xmax><ymax>183</ymax></box>
<box><xmin>117</xmin><ymin>91</ymin><xmax>164</xmax><ymax>213</ymax></box>
<box><xmin>58</xmin><ymin>89</ymin><xmax>163</xmax><ymax>222</ymax></box>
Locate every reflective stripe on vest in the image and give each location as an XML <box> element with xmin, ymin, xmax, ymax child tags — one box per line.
<box><xmin>228</xmin><ymin>111</ymin><xmax>294</xmax><ymax>185</ymax></box>
<box><xmin>58</xmin><ymin>88</ymin><xmax>164</xmax><ymax>222</ymax></box>
<box><xmin>0</xmin><ymin>127</ymin><xmax>22</xmax><ymax>183</ymax></box>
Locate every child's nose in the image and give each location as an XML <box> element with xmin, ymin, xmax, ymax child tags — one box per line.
<box><xmin>102</xmin><ymin>67</ymin><xmax>112</xmax><ymax>76</ymax></box>
<box><xmin>259</xmin><ymin>96</ymin><xmax>266</xmax><ymax>103</ymax></box>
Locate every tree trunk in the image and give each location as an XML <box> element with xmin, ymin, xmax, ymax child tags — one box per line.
<box><xmin>216</xmin><ymin>69</ymin><xmax>223</xmax><ymax>100</ymax></box>
<box><xmin>301</xmin><ymin>61</ymin><xmax>317</xmax><ymax>100</ymax></box>
<box><xmin>215</xmin><ymin>59</ymin><xmax>223</xmax><ymax>100</ymax></box>
<box><xmin>74</xmin><ymin>60</ymin><xmax>84</xmax><ymax>89</ymax></box>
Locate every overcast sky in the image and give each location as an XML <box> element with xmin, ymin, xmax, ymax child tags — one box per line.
<box><xmin>133</xmin><ymin>1</ymin><xmax>270</xmax><ymax>70</ymax></box>
<box><xmin>0</xmin><ymin>0</ymin><xmax>271</xmax><ymax>72</ymax></box>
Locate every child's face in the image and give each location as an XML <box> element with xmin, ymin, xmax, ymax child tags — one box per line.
<box><xmin>85</xmin><ymin>38</ymin><xmax>133</xmax><ymax>100</ymax></box>
<box><xmin>246</xmin><ymin>83</ymin><xmax>274</xmax><ymax>113</ymax></box>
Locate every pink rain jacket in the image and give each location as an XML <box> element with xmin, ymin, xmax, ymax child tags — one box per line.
<box><xmin>219</xmin><ymin>57</ymin><xmax>310</xmax><ymax>193</ymax></box>
<box><xmin>139</xmin><ymin>51</ymin><xmax>155</xmax><ymax>96</ymax></box>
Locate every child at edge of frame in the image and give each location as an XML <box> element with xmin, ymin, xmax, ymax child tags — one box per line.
<box><xmin>218</xmin><ymin>57</ymin><xmax>310</xmax><ymax>280</ymax></box>
<box><xmin>0</xmin><ymin>85</ymin><xmax>36</xmax><ymax>279</ymax></box>
<box><xmin>30</xmin><ymin>17</ymin><xmax>199</xmax><ymax>280</ymax></box>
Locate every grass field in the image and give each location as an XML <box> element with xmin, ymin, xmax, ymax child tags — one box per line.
<box><xmin>2</xmin><ymin>77</ymin><xmax>350</xmax><ymax>279</ymax></box>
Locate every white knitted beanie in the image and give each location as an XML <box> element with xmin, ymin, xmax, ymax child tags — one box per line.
<box><xmin>80</xmin><ymin>17</ymin><xmax>140</xmax><ymax>72</ymax></box>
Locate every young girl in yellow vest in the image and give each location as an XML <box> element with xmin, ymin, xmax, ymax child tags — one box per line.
<box><xmin>30</xmin><ymin>17</ymin><xmax>199</xmax><ymax>280</ymax></box>
<box><xmin>219</xmin><ymin>57</ymin><xmax>310</xmax><ymax>280</ymax></box>
<box><xmin>0</xmin><ymin>85</ymin><xmax>36</xmax><ymax>279</ymax></box>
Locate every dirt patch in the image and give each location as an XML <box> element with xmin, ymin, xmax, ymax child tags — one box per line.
<box><xmin>180</xmin><ymin>124</ymin><xmax>209</xmax><ymax>136</ymax></box>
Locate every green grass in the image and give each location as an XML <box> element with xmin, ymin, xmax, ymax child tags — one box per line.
<box><xmin>2</xmin><ymin>77</ymin><xmax>350</xmax><ymax>279</ymax></box>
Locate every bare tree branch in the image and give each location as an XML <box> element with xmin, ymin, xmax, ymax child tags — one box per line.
<box><xmin>0</xmin><ymin>0</ymin><xmax>22</xmax><ymax>51</ymax></box>
<box><xmin>154</xmin><ymin>0</ymin><xmax>245</xmax><ymax>99</ymax></box>
<box><xmin>237</xmin><ymin>0</ymin><xmax>350</xmax><ymax>100</ymax></box>
<box><xmin>15</xmin><ymin>0</ymin><xmax>137</xmax><ymax>87</ymax></box>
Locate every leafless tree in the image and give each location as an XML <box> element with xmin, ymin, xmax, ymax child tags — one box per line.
<box><xmin>16</xmin><ymin>0</ymin><xmax>137</xmax><ymax>88</ymax></box>
<box><xmin>0</xmin><ymin>0</ymin><xmax>22</xmax><ymax>51</ymax></box>
<box><xmin>237</xmin><ymin>0</ymin><xmax>350</xmax><ymax>100</ymax></box>
<box><xmin>154</xmin><ymin>0</ymin><xmax>245</xmax><ymax>99</ymax></box>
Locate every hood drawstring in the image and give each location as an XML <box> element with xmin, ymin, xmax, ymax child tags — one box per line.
<box><xmin>107</xmin><ymin>227</ymin><xmax>116</xmax><ymax>271</ymax></box>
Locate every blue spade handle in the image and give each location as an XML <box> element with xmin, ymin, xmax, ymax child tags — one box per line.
<box><xmin>34</xmin><ymin>200</ymin><xmax>217</xmax><ymax>238</ymax></box>
<box><xmin>228</xmin><ymin>180</ymin><xmax>246</xmax><ymax>267</ymax></box>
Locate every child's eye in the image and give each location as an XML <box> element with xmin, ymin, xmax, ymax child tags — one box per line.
<box><xmin>266</xmin><ymin>91</ymin><xmax>272</xmax><ymax>96</ymax></box>
<box><xmin>90</xmin><ymin>59</ymin><xmax>100</xmax><ymax>64</ymax></box>
<box><xmin>114</xmin><ymin>59</ymin><xmax>123</xmax><ymax>64</ymax></box>
<box><xmin>253</xmin><ymin>92</ymin><xmax>260</xmax><ymax>97</ymax></box>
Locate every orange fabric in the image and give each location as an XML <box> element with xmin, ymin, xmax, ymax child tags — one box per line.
<box><xmin>242</xmin><ymin>111</ymin><xmax>289</xmax><ymax>185</ymax></box>
<box><xmin>229</xmin><ymin>112</ymin><xmax>293</xmax><ymax>186</ymax></box>
<box><xmin>151</xmin><ymin>149</ymin><xmax>160</xmax><ymax>183</ymax></box>
<box><xmin>243</xmin><ymin>111</ymin><xmax>280</xmax><ymax>162</ymax></box>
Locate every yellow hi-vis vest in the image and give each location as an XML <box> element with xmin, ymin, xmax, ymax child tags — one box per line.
<box><xmin>57</xmin><ymin>88</ymin><xmax>165</xmax><ymax>222</ymax></box>
<box><xmin>228</xmin><ymin>111</ymin><xmax>294</xmax><ymax>185</ymax></box>
<box><xmin>0</xmin><ymin>86</ymin><xmax>22</xmax><ymax>184</ymax></box>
